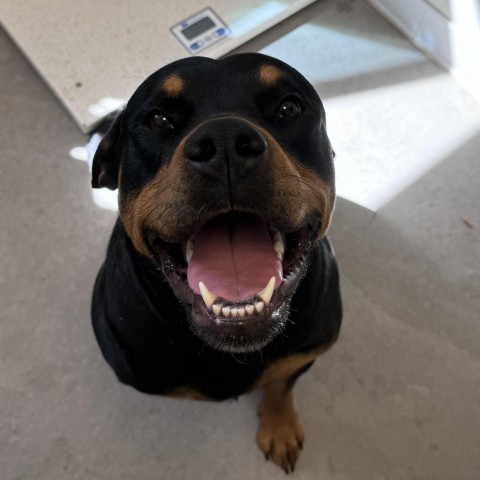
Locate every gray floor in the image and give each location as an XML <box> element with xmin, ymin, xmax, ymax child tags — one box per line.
<box><xmin>1</xmin><ymin>1</ymin><xmax>479</xmax><ymax>479</ymax></box>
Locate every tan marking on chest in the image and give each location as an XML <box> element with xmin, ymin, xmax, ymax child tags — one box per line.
<box><xmin>164</xmin><ymin>386</ymin><xmax>212</xmax><ymax>401</ymax></box>
<box><xmin>253</xmin><ymin>351</ymin><xmax>322</xmax><ymax>390</ymax></box>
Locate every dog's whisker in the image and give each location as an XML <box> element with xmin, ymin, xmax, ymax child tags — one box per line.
<box><xmin>230</xmin><ymin>352</ymin><xmax>248</xmax><ymax>365</ymax></box>
<box><xmin>198</xmin><ymin>341</ymin><xmax>207</xmax><ymax>356</ymax></box>
<box><xmin>257</xmin><ymin>349</ymin><xmax>264</xmax><ymax>365</ymax></box>
<box><xmin>282</xmin><ymin>173</ymin><xmax>318</xmax><ymax>191</ymax></box>
<box><xmin>195</xmin><ymin>202</ymin><xmax>209</xmax><ymax>221</ymax></box>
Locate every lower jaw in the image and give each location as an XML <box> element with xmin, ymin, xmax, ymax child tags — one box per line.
<box><xmin>163</xmin><ymin>258</ymin><xmax>307</xmax><ymax>353</ymax></box>
<box><xmin>190</xmin><ymin>295</ymin><xmax>290</xmax><ymax>353</ymax></box>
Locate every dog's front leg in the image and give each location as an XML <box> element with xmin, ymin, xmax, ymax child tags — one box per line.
<box><xmin>256</xmin><ymin>360</ymin><xmax>314</xmax><ymax>473</ymax></box>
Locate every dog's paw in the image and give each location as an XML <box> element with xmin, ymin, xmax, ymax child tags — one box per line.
<box><xmin>256</xmin><ymin>403</ymin><xmax>305</xmax><ymax>473</ymax></box>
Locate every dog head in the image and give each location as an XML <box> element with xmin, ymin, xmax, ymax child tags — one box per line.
<box><xmin>92</xmin><ymin>53</ymin><xmax>335</xmax><ymax>353</ymax></box>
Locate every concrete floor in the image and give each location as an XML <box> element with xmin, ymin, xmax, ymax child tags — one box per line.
<box><xmin>1</xmin><ymin>1</ymin><xmax>479</xmax><ymax>479</ymax></box>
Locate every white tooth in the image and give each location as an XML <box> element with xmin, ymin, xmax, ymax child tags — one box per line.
<box><xmin>255</xmin><ymin>301</ymin><xmax>265</xmax><ymax>313</ymax></box>
<box><xmin>231</xmin><ymin>308</ymin><xmax>238</xmax><ymax>317</ymax></box>
<box><xmin>245</xmin><ymin>305</ymin><xmax>255</xmax><ymax>316</ymax></box>
<box><xmin>212</xmin><ymin>304</ymin><xmax>222</xmax><ymax>316</ymax></box>
<box><xmin>238</xmin><ymin>308</ymin><xmax>246</xmax><ymax>317</ymax></box>
<box><xmin>186</xmin><ymin>239</ymin><xmax>194</xmax><ymax>263</ymax></box>
<box><xmin>273</xmin><ymin>232</ymin><xmax>284</xmax><ymax>259</ymax></box>
<box><xmin>257</xmin><ymin>277</ymin><xmax>276</xmax><ymax>305</ymax></box>
<box><xmin>199</xmin><ymin>282</ymin><xmax>217</xmax><ymax>310</ymax></box>
<box><xmin>274</xmin><ymin>242</ymin><xmax>284</xmax><ymax>259</ymax></box>
<box><xmin>222</xmin><ymin>306</ymin><xmax>231</xmax><ymax>317</ymax></box>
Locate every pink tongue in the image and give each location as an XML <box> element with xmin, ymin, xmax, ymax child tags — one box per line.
<box><xmin>187</xmin><ymin>216</ymin><xmax>282</xmax><ymax>301</ymax></box>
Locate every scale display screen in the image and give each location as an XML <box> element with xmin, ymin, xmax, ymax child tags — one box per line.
<box><xmin>181</xmin><ymin>17</ymin><xmax>216</xmax><ymax>40</ymax></box>
<box><xmin>171</xmin><ymin>8</ymin><xmax>230</xmax><ymax>54</ymax></box>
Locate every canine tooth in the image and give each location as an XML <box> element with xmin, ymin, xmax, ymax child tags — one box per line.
<box><xmin>231</xmin><ymin>308</ymin><xmax>238</xmax><ymax>317</ymax></box>
<box><xmin>255</xmin><ymin>301</ymin><xmax>265</xmax><ymax>313</ymax></box>
<box><xmin>198</xmin><ymin>282</ymin><xmax>217</xmax><ymax>310</ymax></box>
<box><xmin>212</xmin><ymin>304</ymin><xmax>222</xmax><ymax>316</ymax></box>
<box><xmin>222</xmin><ymin>306</ymin><xmax>231</xmax><ymax>317</ymax></box>
<box><xmin>273</xmin><ymin>232</ymin><xmax>284</xmax><ymax>259</ymax></box>
<box><xmin>274</xmin><ymin>243</ymin><xmax>284</xmax><ymax>260</ymax></box>
<box><xmin>185</xmin><ymin>239</ymin><xmax>194</xmax><ymax>263</ymax></box>
<box><xmin>257</xmin><ymin>277</ymin><xmax>276</xmax><ymax>305</ymax></box>
<box><xmin>238</xmin><ymin>308</ymin><xmax>246</xmax><ymax>317</ymax></box>
<box><xmin>245</xmin><ymin>305</ymin><xmax>255</xmax><ymax>316</ymax></box>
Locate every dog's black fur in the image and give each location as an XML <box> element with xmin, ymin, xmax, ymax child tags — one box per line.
<box><xmin>91</xmin><ymin>53</ymin><xmax>342</xmax><ymax>471</ymax></box>
<box><xmin>92</xmin><ymin>221</ymin><xmax>341</xmax><ymax>399</ymax></box>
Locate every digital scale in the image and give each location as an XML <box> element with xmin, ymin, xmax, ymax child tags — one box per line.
<box><xmin>0</xmin><ymin>1</ymin><xmax>317</xmax><ymax>132</ymax></box>
<box><xmin>171</xmin><ymin>8</ymin><xmax>231</xmax><ymax>55</ymax></box>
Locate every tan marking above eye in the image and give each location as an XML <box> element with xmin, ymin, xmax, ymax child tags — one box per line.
<box><xmin>160</xmin><ymin>74</ymin><xmax>184</xmax><ymax>97</ymax></box>
<box><xmin>259</xmin><ymin>64</ymin><xmax>282</xmax><ymax>87</ymax></box>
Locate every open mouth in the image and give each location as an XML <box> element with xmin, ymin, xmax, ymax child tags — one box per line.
<box><xmin>146</xmin><ymin>212</ymin><xmax>319</xmax><ymax>352</ymax></box>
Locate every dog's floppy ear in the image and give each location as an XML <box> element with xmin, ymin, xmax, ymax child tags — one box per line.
<box><xmin>91</xmin><ymin>111</ymin><xmax>125</xmax><ymax>190</ymax></box>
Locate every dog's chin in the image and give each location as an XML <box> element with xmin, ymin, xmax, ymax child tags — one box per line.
<box><xmin>145</xmin><ymin>212</ymin><xmax>317</xmax><ymax>353</ymax></box>
<box><xmin>189</xmin><ymin>295</ymin><xmax>291</xmax><ymax>353</ymax></box>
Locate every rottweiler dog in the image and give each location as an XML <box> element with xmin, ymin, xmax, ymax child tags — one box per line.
<box><xmin>91</xmin><ymin>53</ymin><xmax>342</xmax><ymax>473</ymax></box>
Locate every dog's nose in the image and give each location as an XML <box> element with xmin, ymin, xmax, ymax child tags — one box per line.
<box><xmin>184</xmin><ymin>118</ymin><xmax>267</xmax><ymax>180</ymax></box>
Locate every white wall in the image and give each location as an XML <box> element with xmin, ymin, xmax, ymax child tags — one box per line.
<box><xmin>367</xmin><ymin>0</ymin><xmax>480</xmax><ymax>102</ymax></box>
<box><xmin>425</xmin><ymin>0</ymin><xmax>451</xmax><ymax>19</ymax></box>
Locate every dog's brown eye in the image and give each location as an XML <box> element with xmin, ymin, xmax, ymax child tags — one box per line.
<box><xmin>150</xmin><ymin>112</ymin><xmax>174</xmax><ymax>131</ymax></box>
<box><xmin>277</xmin><ymin>99</ymin><xmax>302</xmax><ymax>118</ymax></box>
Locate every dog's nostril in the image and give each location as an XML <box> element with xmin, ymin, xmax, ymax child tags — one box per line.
<box><xmin>185</xmin><ymin>137</ymin><xmax>216</xmax><ymax>163</ymax></box>
<box><xmin>235</xmin><ymin>133</ymin><xmax>267</xmax><ymax>158</ymax></box>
